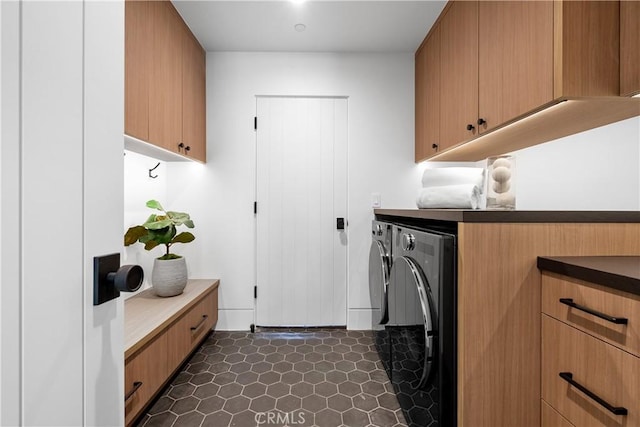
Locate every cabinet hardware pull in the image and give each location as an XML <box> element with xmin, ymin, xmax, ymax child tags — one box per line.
<box><xmin>559</xmin><ymin>372</ymin><xmax>628</xmax><ymax>416</ymax></box>
<box><xmin>431</xmin><ymin>143</ymin><xmax>438</xmax><ymax>151</ymax></box>
<box><xmin>477</xmin><ymin>118</ymin><xmax>486</xmax><ymax>126</ymax></box>
<box><xmin>185</xmin><ymin>146</ymin><xmax>191</xmax><ymax>152</ymax></box>
<box><xmin>190</xmin><ymin>314</ymin><xmax>208</xmax><ymax>332</ymax></box>
<box><xmin>466</xmin><ymin>124</ymin><xmax>475</xmax><ymax>131</ymax></box>
<box><xmin>559</xmin><ymin>298</ymin><xmax>628</xmax><ymax>324</ymax></box>
<box><xmin>124</xmin><ymin>381</ymin><xmax>143</xmax><ymax>402</ymax></box>
<box><xmin>178</xmin><ymin>142</ymin><xmax>185</xmax><ymax>152</ymax></box>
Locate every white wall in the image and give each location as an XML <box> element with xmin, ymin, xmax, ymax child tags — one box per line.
<box><xmin>165</xmin><ymin>52</ymin><xmax>419</xmax><ymax>330</ymax></box>
<box><xmin>508</xmin><ymin>116</ymin><xmax>640</xmax><ymax>210</ymax></box>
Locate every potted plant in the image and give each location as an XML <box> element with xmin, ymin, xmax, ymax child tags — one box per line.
<box><xmin>124</xmin><ymin>200</ymin><xmax>195</xmax><ymax>297</ymax></box>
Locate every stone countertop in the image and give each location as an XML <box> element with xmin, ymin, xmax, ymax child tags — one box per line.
<box><xmin>537</xmin><ymin>256</ymin><xmax>640</xmax><ymax>296</ymax></box>
<box><xmin>374</xmin><ymin>209</ymin><xmax>640</xmax><ymax>223</ymax></box>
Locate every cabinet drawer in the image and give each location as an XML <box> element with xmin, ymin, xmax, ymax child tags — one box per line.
<box><xmin>542</xmin><ymin>315</ymin><xmax>639</xmax><ymax>427</ymax></box>
<box><xmin>125</xmin><ymin>333</ymin><xmax>169</xmax><ymax>426</ymax></box>
<box><xmin>166</xmin><ymin>288</ymin><xmax>217</xmax><ymax>370</ymax></box>
<box><xmin>542</xmin><ymin>400</ymin><xmax>575</xmax><ymax>427</ymax></box>
<box><xmin>542</xmin><ymin>273</ymin><xmax>640</xmax><ymax>357</ymax></box>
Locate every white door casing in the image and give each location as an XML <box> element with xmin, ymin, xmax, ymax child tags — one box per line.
<box><xmin>1</xmin><ymin>1</ymin><xmax>124</xmax><ymax>425</ymax></box>
<box><xmin>256</xmin><ymin>96</ymin><xmax>348</xmax><ymax>327</ymax></box>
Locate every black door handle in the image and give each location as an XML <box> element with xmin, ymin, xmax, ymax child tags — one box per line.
<box><xmin>336</xmin><ymin>218</ymin><xmax>345</xmax><ymax>230</ymax></box>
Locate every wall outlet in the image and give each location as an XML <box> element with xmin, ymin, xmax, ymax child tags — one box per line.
<box><xmin>371</xmin><ymin>193</ymin><xmax>381</xmax><ymax>208</ymax></box>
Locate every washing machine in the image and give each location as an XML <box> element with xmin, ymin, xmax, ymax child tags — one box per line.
<box><xmin>369</xmin><ymin>220</ymin><xmax>393</xmax><ymax>373</ymax></box>
<box><xmin>387</xmin><ymin>224</ymin><xmax>457</xmax><ymax>427</ymax></box>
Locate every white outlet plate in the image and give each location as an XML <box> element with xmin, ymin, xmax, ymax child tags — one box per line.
<box><xmin>371</xmin><ymin>193</ymin><xmax>381</xmax><ymax>208</ymax></box>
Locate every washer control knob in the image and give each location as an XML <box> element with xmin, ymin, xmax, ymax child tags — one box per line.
<box><xmin>402</xmin><ymin>233</ymin><xmax>415</xmax><ymax>251</ymax></box>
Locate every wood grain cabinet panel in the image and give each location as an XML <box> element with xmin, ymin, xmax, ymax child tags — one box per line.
<box><xmin>124</xmin><ymin>0</ymin><xmax>151</xmax><ymax>141</ymax></box>
<box><xmin>542</xmin><ymin>272</ymin><xmax>640</xmax><ymax>358</ymax></box>
<box><xmin>415</xmin><ymin>24</ymin><xmax>440</xmax><ymax>162</ymax></box>
<box><xmin>182</xmin><ymin>29</ymin><xmax>207</xmax><ymax>162</ymax></box>
<box><xmin>542</xmin><ymin>315</ymin><xmax>640</xmax><ymax>427</ymax></box>
<box><xmin>542</xmin><ymin>400</ymin><xmax>575</xmax><ymax>427</ymax></box>
<box><xmin>149</xmin><ymin>0</ymin><xmax>183</xmax><ymax>154</ymax></box>
<box><xmin>621</xmin><ymin>1</ymin><xmax>640</xmax><ymax>96</ymax></box>
<box><xmin>439</xmin><ymin>1</ymin><xmax>478</xmax><ymax>151</ymax></box>
<box><xmin>124</xmin><ymin>333</ymin><xmax>169</xmax><ymax>427</ymax></box>
<box><xmin>478</xmin><ymin>1</ymin><xmax>553</xmax><ymax>133</ymax></box>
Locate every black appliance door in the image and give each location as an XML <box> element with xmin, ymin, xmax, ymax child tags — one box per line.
<box><xmin>389</xmin><ymin>256</ymin><xmax>438</xmax><ymax>426</ymax></box>
<box><xmin>368</xmin><ymin>240</ymin><xmax>389</xmax><ymax>325</ymax></box>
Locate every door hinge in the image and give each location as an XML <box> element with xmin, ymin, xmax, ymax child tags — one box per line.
<box><xmin>254</xmin><ymin>201</ymin><xmax>257</xmax><ymax>214</ymax></box>
<box><xmin>254</xmin><ymin>116</ymin><xmax>257</xmax><ymax>130</ymax></box>
<box><xmin>254</xmin><ymin>285</ymin><xmax>257</xmax><ymax>298</ymax></box>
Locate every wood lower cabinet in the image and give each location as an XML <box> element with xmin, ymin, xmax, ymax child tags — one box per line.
<box><xmin>124</xmin><ymin>280</ymin><xmax>219</xmax><ymax>426</ymax></box>
<box><xmin>542</xmin><ymin>315</ymin><xmax>639</xmax><ymax>427</ymax></box>
<box><xmin>542</xmin><ymin>401</ymin><xmax>575</xmax><ymax>427</ymax></box>
<box><xmin>125</xmin><ymin>0</ymin><xmax>206</xmax><ymax>163</ymax></box>
<box><xmin>621</xmin><ymin>1</ymin><xmax>640</xmax><ymax>96</ymax></box>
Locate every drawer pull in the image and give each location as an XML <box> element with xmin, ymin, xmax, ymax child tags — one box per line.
<box><xmin>190</xmin><ymin>314</ymin><xmax>208</xmax><ymax>332</ymax></box>
<box><xmin>559</xmin><ymin>372</ymin><xmax>628</xmax><ymax>416</ymax></box>
<box><xmin>559</xmin><ymin>298</ymin><xmax>628</xmax><ymax>325</ymax></box>
<box><xmin>124</xmin><ymin>381</ymin><xmax>143</xmax><ymax>402</ymax></box>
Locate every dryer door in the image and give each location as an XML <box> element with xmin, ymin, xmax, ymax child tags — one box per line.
<box><xmin>368</xmin><ymin>240</ymin><xmax>390</xmax><ymax>325</ymax></box>
<box><xmin>389</xmin><ymin>256</ymin><xmax>436</xmax><ymax>389</ymax></box>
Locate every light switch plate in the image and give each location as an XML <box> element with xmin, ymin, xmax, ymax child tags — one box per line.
<box><xmin>372</xmin><ymin>193</ymin><xmax>381</xmax><ymax>208</ymax></box>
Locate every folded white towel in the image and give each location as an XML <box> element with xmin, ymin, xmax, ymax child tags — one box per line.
<box><xmin>421</xmin><ymin>167</ymin><xmax>485</xmax><ymax>193</ymax></box>
<box><xmin>416</xmin><ymin>184</ymin><xmax>481</xmax><ymax>209</ymax></box>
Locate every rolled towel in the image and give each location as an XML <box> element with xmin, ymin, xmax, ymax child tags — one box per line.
<box><xmin>421</xmin><ymin>167</ymin><xmax>485</xmax><ymax>193</ymax></box>
<box><xmin>416</xmin><ymin>184</ymin><xmax>481</xmax><ymax>209</ymax></box>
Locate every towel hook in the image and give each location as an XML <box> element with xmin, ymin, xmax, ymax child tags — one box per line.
<box><xmin>148</xmin><ymin>162</ymin><xmax>161</xmax><ymax>179</ymax></box>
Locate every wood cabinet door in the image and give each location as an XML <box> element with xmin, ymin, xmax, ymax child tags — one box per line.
<box><xmin>439</xmin><ymin>1</ymin><xmax>478</xmax><ymax>150</ymax></box>
<box><xmin>124</xmin><ymin>0</ymin><xmax>151</xmax><ymax>141</ymax></box>
<box><xmin>415</xmin><ymin>25</ymin><xmax>440</xmax><ymax>162</ymax></box>
<box><xmin>621</xmin><ymin>1</ymin><xmax>640</xmax><ymax>96</ymax></box>
<box><xmin>478</xmin><ymin>1</ymin><xmax>553</xmax><ymax>133</ymax></box>
<box><xmin>182</xmin><ymin>29</ymin><xmax>207</xmax><ymax>162</ymax></box>
<box><xmin>149</xmin><ymin>0</ymin><xmax>183</xmax><ymax>153</ymax></box>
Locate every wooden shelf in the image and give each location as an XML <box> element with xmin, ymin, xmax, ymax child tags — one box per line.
<box><xmin>426</xmin><ymin>97</ymin><xmax>640</xmax><ymax>162</ymax></box>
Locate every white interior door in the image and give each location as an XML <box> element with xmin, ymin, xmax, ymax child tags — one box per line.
<box><xmin>256</xmin><ymin>96</ymin><xmax>347</xmax><ymax>327</ymax></box>
<box><xmin>1</xmin><ymin>2</ymin><xmax>124</xmax><ymax>425</ymax></box>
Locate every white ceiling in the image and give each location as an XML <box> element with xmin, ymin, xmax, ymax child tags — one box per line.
<box><xmin>172</xmin><ymin>0</ymin><xmax>447</xmax><ymax>53</ymax></box>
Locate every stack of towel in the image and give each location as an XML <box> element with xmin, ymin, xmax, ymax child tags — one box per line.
<box><xmin>416</xmin><ymin>167</ymin><xmax>485</xmax><ymax>209</ymax></box>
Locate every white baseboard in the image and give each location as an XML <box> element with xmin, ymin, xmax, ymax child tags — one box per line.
<box><xmin>215</xmin><ymin>309</ymin><xmax>254</xmax><ymax>331</ymax></box>
<box><xmin>347</xmin><ymin>309</ymin><xmax>381</xmax><ymax>330</ymax></box>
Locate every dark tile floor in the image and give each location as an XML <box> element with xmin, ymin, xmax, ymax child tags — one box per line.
<box><xmin>137</xmin><ymin>329</ymin><xmax>407</xmax><ymax>427</ymax></box>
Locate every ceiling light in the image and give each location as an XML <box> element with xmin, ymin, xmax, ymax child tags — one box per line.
<box><xmin>294</xmin><ymin>23</ymin><xmax>306</xmax><ymax>33</ymax></box>
<box><xmin>290</xmin><ymin>0</ymin><xmax>306</xmax><ymax>4</ymax></box>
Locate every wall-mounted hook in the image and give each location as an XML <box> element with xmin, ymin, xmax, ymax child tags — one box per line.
<box><xmin>149</xmin><ymin>162</ymin><xmax>161</xmax><ymax>179</ymax></box>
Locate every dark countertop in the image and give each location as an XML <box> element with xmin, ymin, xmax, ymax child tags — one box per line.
<box><xmin>374</xmin><ymin>209</ymin><xmax>640</xmax><ymax>223</ymax></box>
<box><xmin>537</xmin><ymin>256</ymin><xmax>640</xmax><ymax>296</ymax></box>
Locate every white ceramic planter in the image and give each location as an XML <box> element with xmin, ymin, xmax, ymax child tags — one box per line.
<box><xmin>151</xmin><ymin>257</ymin><xmax>188</xmax><ymax>297</ymax></box>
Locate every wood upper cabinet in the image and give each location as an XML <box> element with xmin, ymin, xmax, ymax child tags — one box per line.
<box><xmin>439</xmin><ymin>1</ymin><xmax>478</xmax><ymax>151</ymax></box>
<box><xmin>149</xmin><ymin>0</ymin><xmax>183</xmax><ymax>154</ymax></box>
<box><xmin>182</xmin><ymin>29</ymin><xmax>207</xmax><ymax>162</ymax></box>
<box><xmin>415</xmin><ymin>0</ymin><xmax>628</xmax><ymax>163</ymax></box>
<box><xmin>478</xmin><ymin>1</ymin><xmax>553</xmax><ymax>134</ymax></box>
<box><xmin>125</xmin><ymin>0</ymin><xmax>207</xmax><ymax>162</ymax></box>
<box><xmin>621</xmin><ymin>1</ymin><xmax>640</xmax><ymax>96</ymax></box>
<box><xmin>124</xmin><ymin>0</ymin><xmax>151</xmax><ymax>141</ymax></box>
<box><xmin>415</xmin><ymin>24</ymin><xmax>440</xmax><ymax>162</ymax></box>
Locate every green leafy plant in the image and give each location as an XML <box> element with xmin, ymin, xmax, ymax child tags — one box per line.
<box><xmin>124</xmin><ymin>200</ymin><xmax>195</xmax><ymax>260</ymax></box>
